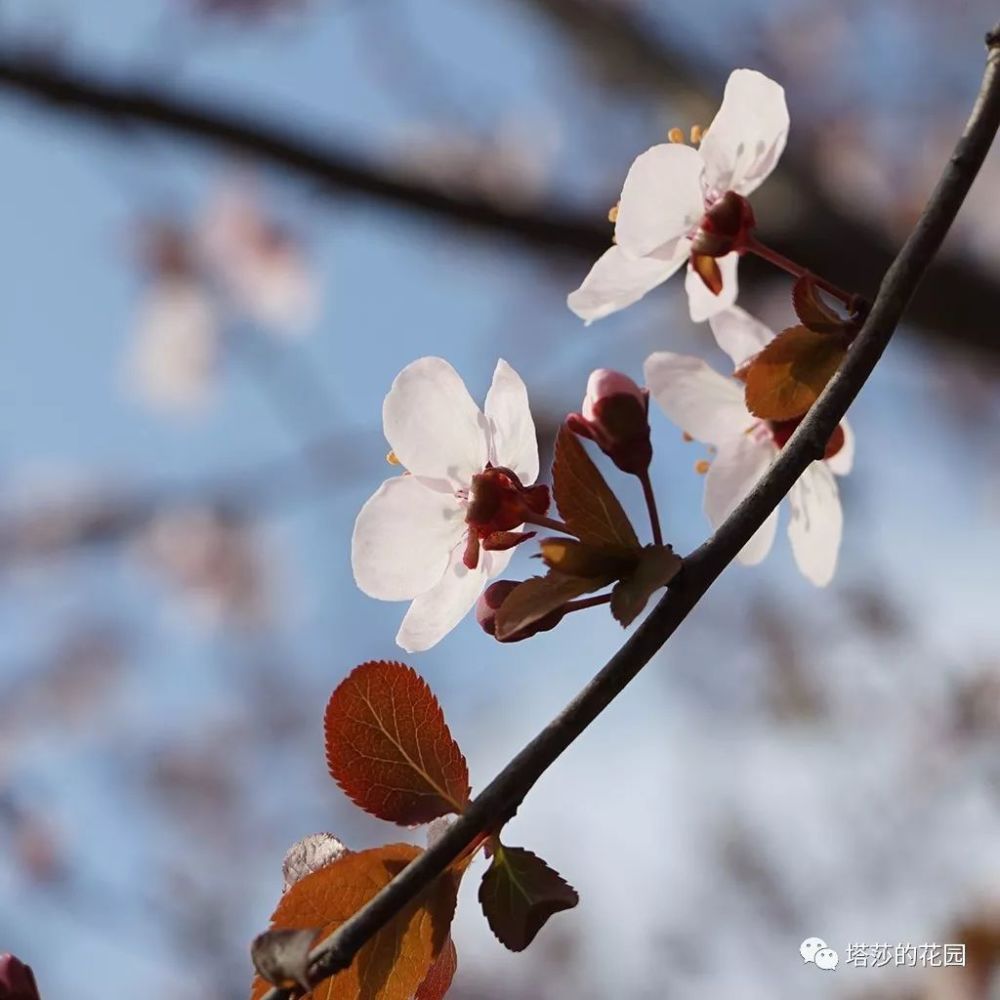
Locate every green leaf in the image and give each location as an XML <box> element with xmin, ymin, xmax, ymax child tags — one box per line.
<box><xmin>494</xmin><ymin>573</ymin><xmax>608</xmax><ymax>642</ymax></box>
<box><xmin>552</xmin><ymin>425</ymin><xmax>639</xmax><ymax>550</ymax></box>
<box><xmin>744</xmin><ymin>325</ymin><xmax>848</xmax><ymax>421</ymax></box>
<box><xmin>610</xmin><ymin>544</ymin><xmax>683</xmax><ymax>627</ymax></box>
<box><xmin>478</xmin><ymin>845</ymin><xmax>579</xmax><ymax>952</ymax></box>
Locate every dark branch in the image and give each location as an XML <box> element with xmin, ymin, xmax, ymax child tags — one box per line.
<box><xmin>1</xmin><ymin>45</ymin><xmax>1000</xmax><ymax>358</ymax></box>
<box><xmin>258</xmin><ymin>24</ymin><xmax>1000</xmax><ymax>1000</ymax></box>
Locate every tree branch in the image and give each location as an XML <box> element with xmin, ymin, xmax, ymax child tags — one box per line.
<box><xmin>258</xmin><ymin>25</ymin><xmax>1000</xmax><ymax>998</ymax></box>
<box><xmin>1</xmin><ymin>43</ymin><xmax>1000</xmax><ymax>357</ymax></box>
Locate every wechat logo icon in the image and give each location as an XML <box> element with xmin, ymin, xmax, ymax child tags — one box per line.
<box><xmin>801</xmin><ymin>937</ymin><xmax>839</xmax><ymax>971</ymax></box>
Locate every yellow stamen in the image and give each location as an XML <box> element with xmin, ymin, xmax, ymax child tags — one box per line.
<box><xmin>386</xmin><ymin>450</ymin><xmax>400</xmax><ymax>465</ymax></box>
<box><xmin>695</xmin><ymin>459</ymin><xmax>711</xmax><ymax>475</ymax></box>
<box><xmin>690</xmin><ymin>124</ymin><xmax>703</xmax><ymax>145</ymax></box>
<box><xmin>668</xmin><ymin>126</ymin><xmax>685</xmax><ymax>144</ymax></box>
<box><xmin>607</xmin><ymin>202</ymin><xmax>620</xmax><ymax>223</ymax></box>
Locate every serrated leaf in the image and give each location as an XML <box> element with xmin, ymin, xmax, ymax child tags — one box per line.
<box><xmin>494</xmin><ymin>573</ymin><xmax>609</xmax><ymax>642</ymax></box>
<box><xmin>610</xmin><ymin>544</ymin><xmax>682</xmax><ymax>627</ymax></box>
<box><xmin>252</xmin><ymin>927</ymin><xmax>321</xmax><ymax>992</ymax></box>
<box><xmin>744</xmin><ymin>325</ymin><xmax>848</xmax><ymax>421</ymax></box>
<box><xmin>552</xmin><ymin>425</ymin><xmax>639</xmax><ymax>549</ymax></box>
<box><xmin>413</xmin><ymin>936</ymin><xmax>457</xmax><ymax>1000</ymax></box>
<box><xmin>791</xmin><ymin>275</ymin><xmax>847</xmax><ymax>334</ymax></box>
<box><xmin>325</xmin><ymin>662</ymin><xmax>470</xmax><ymax>825</ymax></box>
<box><xmin>249</xmin><ymin>844</ymin><xmax>459</xmax><ymax>1000</ymax></box>
<box><xmin>478</xmin><ymin>845</ymin><xmax>579</xmax><ymax>952</ymax></box>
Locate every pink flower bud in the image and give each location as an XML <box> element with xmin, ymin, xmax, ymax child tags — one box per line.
<box><xmin>476</xmin><ymin>581</ymin><xmax>564</xmax><ymax>642</ymax></box>
<box><xmin>0</xmin><ymin>955</ymin><xmax>41</xmax><ymax>1000</ymax></box>
<box><xmin>567</xmin><ymin>369</ymin><xmax>652</xmax><ymax>475</ymax></box>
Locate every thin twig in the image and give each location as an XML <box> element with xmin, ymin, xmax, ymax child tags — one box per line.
<box><xmin>258</xmin><ymin>24</ymin><xmax>1000</xmax><ymax>1000</ymax></box>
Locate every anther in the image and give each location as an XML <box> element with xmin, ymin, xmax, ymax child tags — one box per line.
<box><xmin>690</xmin><ymin>124</ymin><xmax>703</xmax><ymax>145</ymax></box>
<box><xmin>386</xmin><ymin>450</ymin><xmax>400</xmax><ymax>465</ymax></box>
<box><xmin>608</xmin><ymin>202</ymin><xmax>620</xmax><ymax>223</ymax></box>
<box><xmin>668</xmin><ymin>127</ymin><xmax>685</xmax><ymax>144</ymax></box>
<box><xmin>695</xmin><ymin>459</ymin><xmax>711</xmax><ymax>475</ymax></box>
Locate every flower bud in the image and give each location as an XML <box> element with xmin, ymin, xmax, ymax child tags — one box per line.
<box><xmin>0</xmin><ymin>955</ymin><xmax>41</xmax><ymax>1000</ymax></box>
<box><xmin>476</xmin><ymin>580</ymin><xmax>564</xmax><ymax>642</ymax></box>
<box><xmin>689</xmin><ymin>190</ymin><xmax>755</xmax><ymax>258</ymax></box>
<box><xmin>567</xmin><ymin>369</ymin><xmax>652</xmax><ymax>475</ymax></box>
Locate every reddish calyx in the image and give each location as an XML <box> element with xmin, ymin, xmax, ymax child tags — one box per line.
<box><xmin>769</xmin><ymin>417</ymin><xmax>845</xmax><ymax>460</ymax></box>
<box><xmin>463</xmin><ymin>466</ymin><xmax>550</xmax><ymax>570</ymax></box>
<box><xmin>689</xmin><ymin>191</ymin><xmax>755</xmax><ymax>295</ymax></box>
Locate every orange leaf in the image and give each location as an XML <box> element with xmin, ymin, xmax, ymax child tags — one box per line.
<box><xmin>744</xmin><ymin>325</ymin><xmax>848</xmax><ymax>422</ymax></box>
<box><xmin>609</xmin><ymin>544</ymin><xmax>682</xmax><ymax>627</ymax></box>
<box><xmin>325</xmin><ymin>661</ymin><xmax>471</xmax><ymax>825</ymax></box>
<box><xmin>249</xmin><ymin>844</ymin><xmax>459</xmax><ymax>1000</ymax></box>
<box><xmin>552</xmin><ymin>425</ymin><xmax>639</xmax><ymax>550</ymax></box>
<box><xmin>413</xmin><ymin>936</ymin><xmax>457</xmax><ymax>1000</ymax></box>
<box><xmin>478</xmin><ymin>845</ymin><xmax>579</xmax><ymax>952</ymax></box>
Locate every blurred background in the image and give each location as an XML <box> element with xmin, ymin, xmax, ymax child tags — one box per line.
<box><xmin>1</xmin><ymin>1</ymin><xmax>1000</xmax><ymax>998</ymax></box>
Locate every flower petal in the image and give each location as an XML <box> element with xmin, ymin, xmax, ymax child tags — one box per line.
<box><xmin>699</xmin><ymin>69</ymin><xmax>789</xmax><ymax>197</ymax></box>
<box><xmin>826</xmin><ymin>418</ymin><xmax>854</xmax><ymax>476</ymax></box>
<box><xmin>396</xmin><ymin>546</ymin><xmax>490</xmax><ymax>652</ymax></box>
<box><xmin>644</xmin><ymin>351</ymin><xmax>753</xmax><ymax>446</ymax></box>
<box><xmin>484</xmin><ymin>359</ymin><xmax>538</xmax><ymax>484</ymax></box>
<box><xmin>703</xmin><ymin>435</ymin><xmax>778</xmax><ymax>565</ymax></box>
<box><xmin>708</xmin><ymin>305</ymin><xmax>776</xmax><ymax>370</ymax></box>
<box><xmin>352</xmin><ymin>475</ymin><xmax>465</xmax><ymax>601</ymax></box>
<box><xmin>383</xmin><ymin>357</ymin><xmax>489</xmax><ymax>485</ymax></box>
<box><xmin>567</xmin><ymin>243</ymin><xmax>685</xmax><ymax>323</ymax></box>
<box><xmin>614</xmin><ymin>143</ymin><xmax>705</xmax><ymax>257</ymax></box>
<box><xmin>787</xmin><ymin>462</ymin><xmax>842</xmax><ymax>586</ymax></box>
<box><xmin>685</xmin><ymin>251</ymin><xmax>739</xmax><ymax>323</ymax></box>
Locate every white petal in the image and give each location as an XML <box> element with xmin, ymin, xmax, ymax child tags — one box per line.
<box><xmin>614</xmin><ymin>144</ymin><xmax>705</xmax><ymax>257</ymax></box>
<box><xmin>484</xmin><ymin>359</ymin><xmax>538</xmax><ymax>484</ymax></box>
<box><xmin>708</xmin><ymin>305</ymin><xmax>776</xmax><ymax>370</ymax></box>
<box><xmin>351</xmin><ymin>475</ymin><xmax>465</xmax><ymax>601</ymax></box>
<box><xmin>685</xmin><ymin>252</ymin><xmax>739</xmax><ymax>323</ymax></box>
<box><xmin>130</xmin><ymin>280</ymin><xmax>218</xmax><ymax>411</ymax></box>
<box><xmin>699</xmin><ymin>69</ymin><xmax>789</xmax><ymax>197</ymax></box>
<box><xmin>703</xmin><ymin>435</ymin><xmax>778</xmax><ymax>565</ymax></box>
<box><xmin>382</xmin><ymin>357</ymin><xmax>488</xmax><ymax>486</ymax></box>
<box><xmin>396</xmin><ymin>547</ymin><xmax>489</xmax><ymax>652</ymax></box>
<box><xmin>567</xmin><ymin>243</ymin><xmax>685</xmax><ymax>323</ymax></box>
<box><xmin>644</xmin><ymin>351</ymin><xmax>753</xmax><ymax>446</ymax></box>
<box><xmin>826</xmin><ymin>418</ymin><xmax>854</xmax><ymax>476</ymax></box>
<box><xmin>787</xmin><ymin>463</ymin><xmax>842</xmax><ymax>586</ymax></box>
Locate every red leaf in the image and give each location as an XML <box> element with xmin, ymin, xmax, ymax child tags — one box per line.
<box><xmin>609</xmin><ymin>544</ymin><xmax>682</xmax><ymax>627</ymax></box>
<box><xmin>325</xmin><ymin>662</ymin><xmax>470</xmax><ymax>825</ymax></box>
<box><xmin>478</xmin><ymin>845</ymin><xmax>579</xmax><ymax>951</ymax></box>
<box><xmin>249</xmin><ymin>844</ymin><xmax>459</xmax><ymax>1000</ymax></box>
<box><xmin>413</xmin><ymin>936</ymin><xmax>458</xmax><ymax>1000</ymax></box>
<box><xmin>744</xmin><ymin>325</ymin><xmax>848</xmax><ymax>421</ymax></box>
<box><xmin>494</xmin><ymin>573</ymin><xmax>606</xmax><ymax>642</ymax></box>
<box><xmin>552</xmin><ymin>425</ymin><xmax>639</xmax><ymax>550</ymax></box>
<box><xmin>791</xmin><ymin>275</ymin><xmax>847</xmax><ymax>334</ymax></box>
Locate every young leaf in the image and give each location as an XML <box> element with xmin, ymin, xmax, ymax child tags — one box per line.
<box><xmin>791</xmin><ymin>275</ymin><xmax>847</xmax><ymax>334</ymax></box>
<box><xmin>494</xmin><ymin>573</ymin><xmax>608</xmax><ymax>642</ymax></box>
<box><xmin>478</xmin><ymin>845</ymin><xmax>579</xmax><ymax>951</ymax></box>
<box><xmin>325</xmin><ymin>661</ymin><xmax>470</xmax><ymax>825</ymax></box>
<box><xmin>249</xmin><ymin>843</ymin><xmax>459</xmax><ymax>1000</ymax></box>
<box><xmin>744</xmin><ymin>325</ymin><xmax>848</xmax><ymax>421</ymax></box>
<box><xmin>413</xmin><ymin>936</ymin><xmax>458</xmax><ymax>1000</ymax></box>
<box><xmin>553</xmin><ymin>425</ymin><xmax>639</xmax><ymax>550</ymax></box>
<box><xmin>610</xmin><ymin>544</ymin><xmax>683</xmax><ymax>627</ymax></box>
<box><xmin>538</xmin><ymin>537</ymin><xmax>637</xmax><ymax>579</ymax></box>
